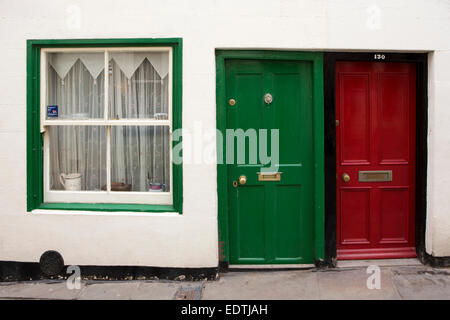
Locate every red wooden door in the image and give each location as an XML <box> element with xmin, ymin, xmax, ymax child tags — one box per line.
<box><xmin>336</xmin><ymin>61</ymin><xmax>416</xmax><ymax>260</ymax></box>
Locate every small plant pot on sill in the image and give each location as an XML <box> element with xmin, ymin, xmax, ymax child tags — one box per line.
<box><xmin>101</xmin><ymin>182</ymin><xmax>132</xmax><ymax>192</ymax></box>
<box><xmin>149</xmin><ymin>182</ymin><xmax>165</xmax><ymax>192</ymax></box>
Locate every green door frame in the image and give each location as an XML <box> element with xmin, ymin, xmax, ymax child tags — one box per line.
<box><xmin>216</xmin><ymin>50</ymin><xmax>325</xmax><ymax>266</ymax></box>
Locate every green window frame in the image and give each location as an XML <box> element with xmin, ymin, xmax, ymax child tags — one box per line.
<box><xmin>27</xmin><ymin>38</ymin><xmax>183</xmax><ymax>213</ymax></box>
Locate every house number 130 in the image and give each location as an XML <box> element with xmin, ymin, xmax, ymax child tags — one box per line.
<box><xmin>374</xmin><ymin>54</ymin><xmax>386</xmax><ymax>60</ymax></box>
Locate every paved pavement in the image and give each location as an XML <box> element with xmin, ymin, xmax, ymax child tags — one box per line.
<box><xmin>0</xmin><ymin>264</ymin><xmax>449</xmax><ymax>300</ymax></box>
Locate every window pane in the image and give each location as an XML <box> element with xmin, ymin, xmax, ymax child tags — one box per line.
<box><xmin>48</xmin><ymin>126</ymin><xmax>107</xmax><ymax>191</ymax></box>
<box><xmin>111</xmin><ymin>126</ymin><xmax>170</xmax><ymax>192</ymax></box>
<box><xmin>108</xmin><ymin>52</ymin><xmax>169</xmax><ymax>120</ymax></box>
<box><xmin>46</xmin><ymin>52</ymin><xmax>104</xmax><ymax>120</ymax></box>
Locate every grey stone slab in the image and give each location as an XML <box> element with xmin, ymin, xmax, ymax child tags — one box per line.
<box><xmin>79</xmin><ymin>282</ymin><xmax>140</xmax><ymax>300</ymax></box>
<box><xmin>390</xmin><ymin>265</ymin><xmax>442</xmax><ymax>274</ymax></box>
<box><xmin>203</xmin><ymin>270</ymin><xmax>319</xmax><ymax>300</ymax></box>
<box><xmin>0</xmin><ymin>281</ymin><xmax>83</xmax><ymax>300</ymax></box>
<box><xmin>391</xmin><ymin>267</ymin><xmax>450</xmax><ymax>300</ymax></box>
<box><xmin>316</xmin><ymin>268</ymin><xmax>401</xmax><ymax>300</ymax></box>
<box><xmin>173</xmin><ymin>283</ymin><xmax>204</xmax><ymax>300</ymax></box>
<box><xmin>131</xmin><ymin>282</ymin><xmax>180</xmax><ymax>300</ymax></box>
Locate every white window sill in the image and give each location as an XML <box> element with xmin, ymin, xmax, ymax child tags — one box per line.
<box><xmin>30</xmin><ymin>209</ymin><xmax>181</xmax><ymax>217</ymax></box>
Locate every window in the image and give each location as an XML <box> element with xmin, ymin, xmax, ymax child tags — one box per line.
<box><xmin>27</xmin><ymin>39</ymin><xmax>182</xmax><ymax>212</ymax></box>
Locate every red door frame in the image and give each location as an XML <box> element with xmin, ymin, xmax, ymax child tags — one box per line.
<box><xmin>323</xmin><ymin>52</ymin><xmax>428</xmax><ymax>267</ymax></box>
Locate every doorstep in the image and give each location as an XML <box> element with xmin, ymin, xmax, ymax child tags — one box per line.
<box><xmin>228</xmin><ymin>264</ymin><xmax>315</xmax><ymax>270</ymax></box>
<box><xmin>336</xmin><ymin>258</ymin><xmax>422</xmax><ymax>268</ymax></box>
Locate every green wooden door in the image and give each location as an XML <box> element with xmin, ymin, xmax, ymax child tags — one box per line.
<box><xmin>226</xmin><ymin>59</ymin><xmax>315</xmax><ymax>264</ymax></box>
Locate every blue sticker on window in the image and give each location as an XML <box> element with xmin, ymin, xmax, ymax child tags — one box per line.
<box><xmin>47</xmin><ymin>105</ymin><xmax>58</xmax><ymax>117</ymax></box>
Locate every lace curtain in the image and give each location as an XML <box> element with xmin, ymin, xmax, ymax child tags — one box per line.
<box><xmin>47</xmin><ymin>55</ymin><xmax>170</xmax><ymax>192</ymax></box>
<box><xmin>109</xmin><ymin>59</ymin><xmax>170</xmax><ymax>192</ymax></box>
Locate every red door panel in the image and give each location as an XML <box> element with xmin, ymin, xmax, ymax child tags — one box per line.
<box><xmin>379</xmin><ymin>187</ymin><xmax>409</xmax><ymax>244</ymax></box>
<box><xmin>336</xmin><ymin>61</ymin><xmax>416</xmax><ymax>260</ymax></box>
<box><xmin>379</xmin><ymin>73</ymin><xmax>410</xmax><ymax>163</ymax></box>
<box><xmin>340</xmin><ymin>188</ymin><xmax>371</xmax><ymax>245</ymax></box>
<box><xmin>340</xmin><ymin>74</ymin><xmax>371</xmax><ymax>164</ymax></box>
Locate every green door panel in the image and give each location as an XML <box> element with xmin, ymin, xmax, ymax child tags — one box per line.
<box><xmin>274</xmin><ymin>185</ymin><xmax>303</xmax><ymax>260</ymax></box>
<box><xmin>226</xmin><ymin>59</ymin><xmax>315</xmax><ymax>264</ymax></box>
<box><xmin>229</xmin><ymin>186</ymin><xmax>266</xmax><ymax>262</ymax></box>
